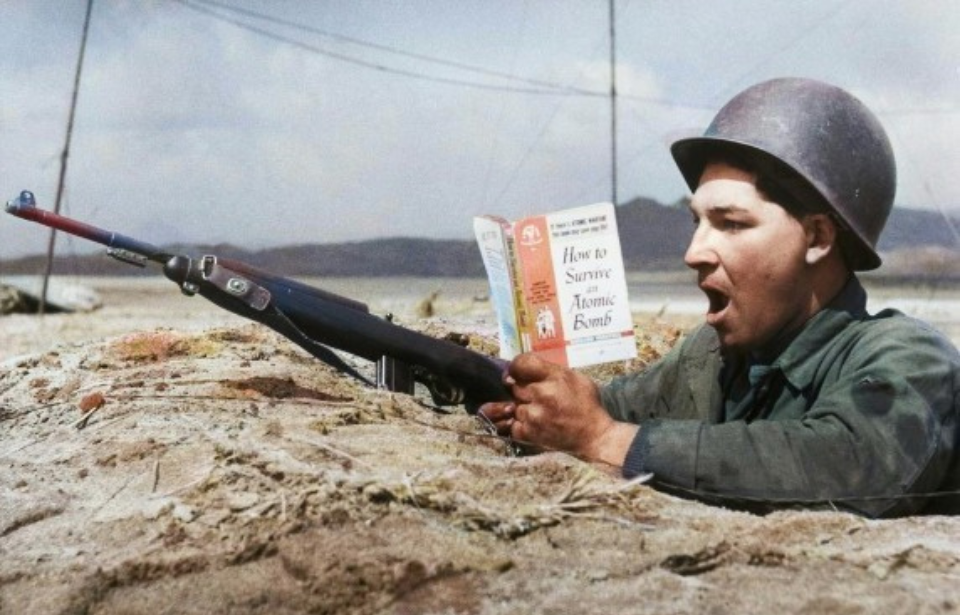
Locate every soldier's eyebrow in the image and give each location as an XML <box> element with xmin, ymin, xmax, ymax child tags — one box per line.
<box><xmin>708</xmin><ymin>203</ymin><xmax>751</xmax><ymax>214</ymax></box>
<box><xmin>689</xmin><ymin>202</ymin><xmax>752</xmax><ymax>216</ymax></box>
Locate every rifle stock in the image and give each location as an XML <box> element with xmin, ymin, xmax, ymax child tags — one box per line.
<box><xmin>6</xmin><ymin>191</ymin><xmax>509</xmax><ymax>411</ymax></box>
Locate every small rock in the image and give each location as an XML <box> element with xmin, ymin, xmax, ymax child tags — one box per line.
<box><xmin>227</xmin><ymin>492</ymin><xmax>261</xmax><ymax>512</ymax></box>
<box><xmin>173</xmin><ymin>504</ymin><xmax>199</xmax><ymax>523</ymax></box>
<box><xmin>198</xmin><ymin>509</ymin><xmax>232</xmax><ymax>528</ymax></box>
<box><xmin>78</xmin><ymin>391</ymin><xmax>106</xmax><ymax>413</ymax></box>
<box><xmin>142</xmin><ymin>500</ymin><xmax>174</xmax><ymax>521</ymax></box>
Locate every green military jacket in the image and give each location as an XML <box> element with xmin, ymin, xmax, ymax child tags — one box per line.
<box><xmin>600</xmin><ymin>277</ymin><xmax>960</xmax><ymax>518</ymax></box>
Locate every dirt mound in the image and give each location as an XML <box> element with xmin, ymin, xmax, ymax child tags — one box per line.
<box><xmin>1</xmin><ymin>323</ymin><xmax>958</xmax><ymax>614</ymax></box>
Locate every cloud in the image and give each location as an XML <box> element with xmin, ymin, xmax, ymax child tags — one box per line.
<box><xmin>1</xmin><ymin>0</ymin><xmax>957</xmax><ymax>261</ymax></box>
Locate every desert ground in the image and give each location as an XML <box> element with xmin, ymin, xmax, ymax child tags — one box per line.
<box><xmin>1</xmin><ymin>276</ymin><xmax>959</xmax><ymax>614</ymax></box>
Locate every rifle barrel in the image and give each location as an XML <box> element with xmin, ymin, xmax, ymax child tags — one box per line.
<box><xmin>6</xmin><ymin>191</ymin><xmax>168</xmax><ymax>263</ymax></box>
<box><xmin>5</xmin><ymin>190</ymin><xmax>509</xmax><ymax>407</ymax></box>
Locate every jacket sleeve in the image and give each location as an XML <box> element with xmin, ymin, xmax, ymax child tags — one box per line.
<box><xmin>600</xmin><ymin>324</ymin><xmax>722</xmax><ymax>424</ymax></box>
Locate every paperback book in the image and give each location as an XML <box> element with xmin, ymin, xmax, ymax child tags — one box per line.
<box><xmin>474</xmin><ymin>202</ymin><xmax>636</xmax><ymax>368</ymax></box>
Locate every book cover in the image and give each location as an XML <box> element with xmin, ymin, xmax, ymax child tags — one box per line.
<box><xmin>474</xmin><ymin>202</ymin><xmax>636</xmax><ymax>368</ymax></box>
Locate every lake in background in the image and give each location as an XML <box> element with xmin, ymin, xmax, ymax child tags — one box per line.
<box><xmin>304</xmin><ymin>273</ymin><xmax>960</xmax><ymax>345</ymax></box>
<box><xmin>2</xmin><ymin>274</ymin><xmax>958</xmax><ymax>362</ymax></box>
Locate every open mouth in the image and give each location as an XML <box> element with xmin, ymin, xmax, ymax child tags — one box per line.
<box><xmin>702</xmin><ymin>286</ymin><xmax>730</xmax><ymax>321</ymax></box>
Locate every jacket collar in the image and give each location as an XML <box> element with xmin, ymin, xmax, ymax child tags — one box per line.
<box><xmin>762</xmin><ymin>275</ymin><xmax>868</xmax><ymax>391</ymax></box>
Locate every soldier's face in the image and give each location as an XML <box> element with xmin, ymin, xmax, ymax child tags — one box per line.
<box><xmin>685</xmin><ymin>162</ymin><xmax>815</xmax><ymax>352</ymax></box>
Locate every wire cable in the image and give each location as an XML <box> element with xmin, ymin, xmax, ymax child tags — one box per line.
<box><xmin>173</xmin><ymin>0</ymin><xmax>712</xmax><ymax>108</ymax></box>
<box><xmin>189</xmin><ymin>0</ymin><xmax>597</xmax><ymax>96</ymax></box>
<box><xmin>701</xmin><ymin>0</ymin><xmax>855</xmax><ymax>106</ymax></box>
<box><xmin>174</xmin><ymin>0</ymin><xmax>596</xmax><ymax>97</ymax></box>
<box><xmin>478</xmin><ymin>0</ymin><xmax>532</xmax><ymax>212</ymax></box>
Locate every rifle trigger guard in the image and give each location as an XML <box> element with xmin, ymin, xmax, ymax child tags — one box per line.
<box><xmin>200</xmin><ymin>256</ymin><xmax>272</xmax><ymax>311</ymax></box>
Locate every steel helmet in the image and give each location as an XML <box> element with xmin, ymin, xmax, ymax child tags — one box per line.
<box><xmin>671</xmin><ymin>77</ymin><xmax>896</xmax><ymax>270</ymax></box>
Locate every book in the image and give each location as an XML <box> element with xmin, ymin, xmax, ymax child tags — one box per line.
<box><xmin>474</xmin><ymin>202</ymin><xmax>636</xmax><ymax>368</ymax></box>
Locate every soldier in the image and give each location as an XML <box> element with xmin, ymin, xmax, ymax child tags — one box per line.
<box><xmin>480</xmin><ymin>78</ymin><xmax>960</xmax><ymax>518</ymax></box>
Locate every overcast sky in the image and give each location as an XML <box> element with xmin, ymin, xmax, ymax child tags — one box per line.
<box><xmin>1</xmin><ymin>0</ymin><xmax>958</xmax><ymax>259</ymax></box>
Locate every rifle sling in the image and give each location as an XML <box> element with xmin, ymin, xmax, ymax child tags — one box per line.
<box><xmin>260</xmin><ymin>302</ymin><xmax>375</xmax><ymax>387</ymax></box>
<box><xmin>203</xmin><ymin>259</ymin><xmax>373</xmax><ymax>387</ymax></box>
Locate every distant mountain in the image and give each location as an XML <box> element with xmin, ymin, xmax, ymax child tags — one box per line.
<box><xmin>256</xmin><ymin>238</ymin><xmax>488</xmax><ymax>277</ymax></box>
<box><xmin>2</xmin><ymin>197</ymin><xmax>956</xmax><ymax>278</ymax></box>
<box><xmin>879</xmin><ymin>207</ymin><xmax>960</xmax><ymax>251</ymax></box>
<box><xmin>614</xmin><ymin>196</ymin><xmax>960</xmax><ymax>268</ymax></box>
<box><xmin>615</xmin><ymin>196</ymin><xmax>690</xmax><ymax>268</ymax></box>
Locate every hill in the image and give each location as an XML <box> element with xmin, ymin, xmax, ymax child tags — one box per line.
<box><xmin>2</xmin><ymin>197</ymin><xmax>957</xmax><ymax>277</ymax></box>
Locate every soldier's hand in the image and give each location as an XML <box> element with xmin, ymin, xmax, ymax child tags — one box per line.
<box><xmin>479</xmin><ymin>353</ymin><xmax>639</xmax><ymax>467</ymax></box>
<box><xmin>502</xmin><ymin>353</ymin><xmax>612</xmax><ymax>457</ymax></box>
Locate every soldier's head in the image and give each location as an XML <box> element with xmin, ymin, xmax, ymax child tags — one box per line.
<box><xmin>671</xmin><ymin>79</ymin><xmax>896</xmax><ymax>351</ymax></box>
<box><xmin>672</xmin><ymin>78</ymin><xmax>896</xmax><ymax>271</ymax></box>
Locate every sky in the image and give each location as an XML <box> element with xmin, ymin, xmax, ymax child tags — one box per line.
<box><xmin>1</xmin><ymin>0</ymin><xmax>958</xmax><ymax>259</ymax></box>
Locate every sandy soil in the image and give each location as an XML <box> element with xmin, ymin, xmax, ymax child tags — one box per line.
<box><xmin>1</xmin><ymin>279</ymin><xmax>959</xmax><ymax>614</ymax></box>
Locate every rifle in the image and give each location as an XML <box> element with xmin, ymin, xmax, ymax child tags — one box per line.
<box><xmin>5</xmin><ymin>190</ymin><xmax>510</xmax><ymax>411</ymax></box>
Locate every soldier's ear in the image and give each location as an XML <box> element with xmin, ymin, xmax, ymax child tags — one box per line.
<box><xmin>804</xmin><ymin>213</ymin><xmax>839</xmax><ymax>265</ymax></box>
